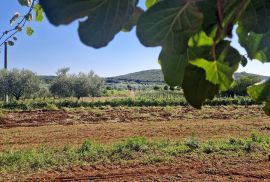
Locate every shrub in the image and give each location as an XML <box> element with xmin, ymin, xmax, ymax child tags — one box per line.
<box><xmin>2</xmin><ymin>102</ymin><xmax>29</xmax><ymax>110</ymax></box>
<box><xmin>78</xmin><ymin>139</ymin><xmax>93</xmax><ymax>154</ymax></box>
<box><xmin>30</xmin><ymin>101</ymin><xmax>49</xmax><ymax>109</ymax></box>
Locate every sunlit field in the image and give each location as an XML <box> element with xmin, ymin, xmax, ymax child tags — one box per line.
<box><xmin>2</xmin><ymin>0</ymin><xmax>270</xmax><ymax>181</ymax></box>
<box><xmin>1</xmin><ymin>91</ymin><xmax>270</xmax><ymax>181</ymax></box>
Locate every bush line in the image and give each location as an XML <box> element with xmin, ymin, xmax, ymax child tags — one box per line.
<box><xmin>0</xmin><ymin>97</ymin><xmax>261</xmax><ymax>110</ymax></box>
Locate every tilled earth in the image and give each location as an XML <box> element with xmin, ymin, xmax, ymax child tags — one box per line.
<box><xmin>27</xmin><ymin>156</ymin><xmax>270</xmax><ymax>182</ymax></box>
<box><xmin>0</xmin><ymin>106</ymin><xmax>267</xmax><ymax>128</ymax></box>
<box><xmin>1</xmin><ymin>106</ymin><xmax>270</xmax><ymax>181</ymax></box>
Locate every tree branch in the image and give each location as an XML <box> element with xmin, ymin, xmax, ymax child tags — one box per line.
<box><xmin>0</xmin><ymin>0</ymin><xmax>37</xmax><ymax>47</ymax></box>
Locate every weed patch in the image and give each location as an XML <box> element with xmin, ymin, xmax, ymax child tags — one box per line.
<box><xmin>0</xmin><ymin>133</ymin><xmax>269</xmax><ymax>174</ymax></box>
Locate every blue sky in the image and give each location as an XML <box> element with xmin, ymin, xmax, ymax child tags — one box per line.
<box><xmin>1</xmin><ymin>1</ymin><xmax>269</xmax><ymax>77</ymax></box>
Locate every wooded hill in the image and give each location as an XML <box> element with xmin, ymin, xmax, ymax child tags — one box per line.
<box><xmin>107</xmin><ymin>70</ymin><xmax>269</xmax><ymax>84</ymax></box>
<box><xmin>38</xmin><ymin>70</ymin><xmax>268</xmax><ymax>85</ymax></box>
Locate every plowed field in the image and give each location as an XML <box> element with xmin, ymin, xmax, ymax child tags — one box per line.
<box><xmin>1</xmin><ymin>106</ymin><xmax>270</xmax><ymax>181</ymax></box>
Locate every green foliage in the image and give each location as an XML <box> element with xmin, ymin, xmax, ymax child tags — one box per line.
<box><xmin>122</xmin><ymin>7</ymin><xmax>144</xmax><ymax>32</ymax></box>
<box><xmin>102</xmin><ymin>90</ymin><xmax>130</xmax><ymax>97</ymax></box>
<box><xmin>40</xmin><ymin>0</ymin><xmax>137</xmax><ymax>48</ymax></box>
<box><xmin>88</xmin><ymin>71</ymin><xmax>105</xmax><ymax>97</ymax></box>
<box><xmin>2</xmin><ymin>102</ymin><xmax>29</xmax><ymax>110</ymax></box>
<box><xmin>78</xmin><ymin>139</ymin><xmax>93</xmax><ymax>153</ymax></box>
<box><xmin>34</xmin><ymin>3</ymin><xmax>44</xmax><ymax>22</ymax></box>
<box><xmin>1</xmin><ymin>134</ymin><xmax>269</xmax><ymax>174</ymax></box>
<box><xmin>163</xmin><ymin>85</ymin><xmax>169</xmax><ymax>91</ymax></box>
<box><xmin>0</xmin><ymin>85</ymin><xmax>261</xmax><ymax>110</ymax></box>
<box><xmin>223</xmin><ymin>75</ymin><xmax>262</xmax><ymax>97</ymax></box>
<box><xmin>50</xmin><ymin>68</ymin><xmax>73</xmax><ymax>98</ymax></box>
<box><xmin>182</xmin><ymin>65</ymin><xmax>218</xmax><ymax>109</ymax></box>
<box><xmin>50</xmin><ymin>68</ymin><xmax>104</xmax><ymax>99</ymax></box>
<box><xmin>107</xmin><ymin>69</ymin><xmax>164</xmax><ymax>83</ymax></box>
<box><xmin>158</xmin><ymin>50</ymin><xmax>188</xmax><ymax>87</ymax></box>
<box><xmin>137</xmin><ymin>0</ymin><xmax>203</xmax><ymax>53</ymax></box>
<box><xmin>248</xmin><ymin>80</ymin><xmax>270</xmax><ymax>115</ymax></box>
<box><xmin>0</xmin><ymin>95</ymin><xmax>259</xmax><ymax>111</ymax></box>
<box><xmin>239</xmin><ymin>0</ymin><xmax>270</xmax><ymax>34</ymax></box>
<box><xmin>72</xmin><ymin>74</ymin><xmax>90</xmax><ymax>100</ymax></box>
<box><xmin>153</xmin><ymin>85</ymin><xmax>160</xmax><ymax>91</ymax></box>
<box><xmin>26</xmin><ymin>27</ymin><xmax>34</xmax><ymax>36</ymax></box>
<box><xmin>0</xmin><ymin>69</ymin><xmax>41</xmax><ymax>100</ymax></box>
<box><xmin>3</xmin><ymin>1</ymin><xmax>43</xmax><ymax>48</ymax></box>
<box><xmin>34</xmin><ymin>85</ymin><xmax>51</xmax><ymax>99</ymax></box>
<box><xmin>39</xmin><ymin>0</ymin><xmax>270</xmax><ymax>116</ymax></box>
<box><xmin>237</xmin><ymin>26</ymin><xmax>270</xmax><ymax>63</ymax></box>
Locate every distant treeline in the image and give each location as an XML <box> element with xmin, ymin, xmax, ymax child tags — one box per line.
<box><xmin>0</xmin><ymin>67</ymin><xmax>264</xmax><ymax>102</ymax></box>
<box><xmin>0</xmin><ymin>68</ymin><xmax>104</xmax><ymax>101</ymax></box>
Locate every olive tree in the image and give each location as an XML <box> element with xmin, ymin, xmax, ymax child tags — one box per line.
<box><xmin>0</xmin><ymin>69</ymin><xmax>40</xmax><ymax>100</ymax></box>
<box><xmin>72</xmin><ymin>73</ymin><xmax>91</xmax><ymax>100</ymax></box>
<box><xmin>72</xmin><ymin>71</ymin><xmax>104</xmax><ymax>100</ymax></box>
<box><xmin>33</xmin><ymin>84</ymin><xmax>51</xmax><ymax>100</ymax></box>
<box><xmin>73</xmin><ymin>71</ymin><xmax>104</xmax><ymax>100</ymax></box>
<box><xmin>50</xmin><ymin>68</ymin><xmax>104</xmax><ymax>99</ymax></box>
<box><xmin>88</xmin><ymin>71</ymin><xmax>104</xmax><ymax>97</ymax></box>
<box><xmin>50</xmin><ymin>68</ymin><xmax>73</xmax><ymax>98</ymax></box>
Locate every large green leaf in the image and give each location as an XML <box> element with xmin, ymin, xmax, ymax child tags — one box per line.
<box><xmin>137</xmin><ymin>0</ymin><xmax>203</xmax><ymax>53</ymax></box>
<box><xmin>182</xmin><ymin>65</ymin><xmax>219</xmax><ymax>109</ymax></box>
<box><xmin>190</xmin><ymin>58</ymin><xmax>235</xmax><ymax>91</ymax></box>
<box><xmin>239</xmin><ymin>0</ymin><xmax>270</xmax><ymax>34</ymax></box>
<box><xmin>189</xmin><ymin>38</ymin><xmax>242</xmax><ymax>91</ymax></box>
<box><xmin>158</xmin><ymin>50</ymin><xmax>188</xmax><ymax>87</ymax></box>
<box><xmin>40</xmin><ymin>0</ymin><xmax>136</xmax><ymax>48</ymax></box>
<box><xmin>196</xmin><ymin>0</ymin><xmax>217</xmax><ymax>34</ymax></box>
<box><xmin>159</xmin><ymin>31</ymin><xmax>215</xmax><ymax>89</ymax></box>
<box><xmin>248</xmin><ymin>80</ymin><xmax>270</xmax><ymax>116</ymax></box>
<box><xmin>247</xmin><ymin>80</ymin><xmax>270</xmax><ymax>102</ymax></box>
<box><xmin>122</xmin><ymin>7</ymin><xmax>144</xmax><ymax>32</ymax></box>
<box><xmin>198</xmin><ymin>0</ymin><xmax>247</xmax><ymax>38</ymax></box>
<box><xmin>237</xmin><ymin>26</ymin><xmax>270</xmax><ymax>63</ymax></box>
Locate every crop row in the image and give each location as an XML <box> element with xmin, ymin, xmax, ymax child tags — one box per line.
<box><xmin>0</xmin><ymin>96</ymin><xmax>261</xmax><ymax>110</ymax></box>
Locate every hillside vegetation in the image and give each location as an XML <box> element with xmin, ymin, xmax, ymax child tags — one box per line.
<box><xmin>106</xmin><ymin>69</ymin><xmax>164</xmax><ymax>83</ymax></box>
<box><xmin>107</xmin><ymin>70</ymin><xmax>268</xmax><ymax>84</ymax></box>
<box><xmin>39</xmin><ymin>70</ymin><xmax>268</xmax><ymax>85</ymax></box>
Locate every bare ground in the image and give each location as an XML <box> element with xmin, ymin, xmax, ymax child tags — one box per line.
<box><xmin>1</xmin><ymin>106</ymin><xmax>270</xmax><ymax>181</ymax></box>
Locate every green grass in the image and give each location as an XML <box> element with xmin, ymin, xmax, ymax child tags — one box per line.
<box><xmin>1</xmin><ymin>133</ymin><xmax>269</xmax><ymax>174</ymax></box>
<box><xmin>0</xmin><ymin>90</ymin><xmax>261</xmax><ymax>111</ymax></box>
